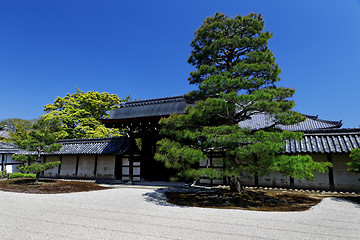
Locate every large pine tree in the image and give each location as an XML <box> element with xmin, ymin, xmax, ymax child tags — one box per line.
<box><xmin>155</xmin><ymin>13</ymin><xmax>330</xmax><ymax>192</ymax></box>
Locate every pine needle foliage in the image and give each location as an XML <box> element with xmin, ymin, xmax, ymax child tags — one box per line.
<box><xmin>348</xmin><ymin>149</ymin><xmax>360</xmax><ymax>175</ymax></box>
<box><xmin>155</xmin><ymin>13</ymin><xmax>331</xmax><ymax>192</ymax></box>
<box><xmin>12</xmin><ymin>118</ymin><xmax>62</xmax><ymax>182</ymax></box>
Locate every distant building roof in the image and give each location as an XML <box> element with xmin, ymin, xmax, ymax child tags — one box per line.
<box><xmin>17</xmin><ymin>137</ymin><xmax>129</xmax><ymax>156</ymax></box>
<box><xmin>11</xmin><ymin>128</ymin><xmax>360</xmax><ymax>156</ymax></box>
<box><xmin>106</xmin><ymin>96</ymin><xmax>343</xmax><ymax>132</ymax></box>
<box><xmin>238</xmin><ymin>113</ymin><xmax>342</xmax><ymax>131</ymax></box>
<box><xmin>107</xmin><ymin>95</ymin><xmax>188</xmax><ymax>121</ymax></box>
<box><xmin>0</xmin><ymin>130</ymin><xmax>10</xmax><ymax>139</ymax></box>
<box><xmin>0</xmin><ymin>141</ymin><xmax>18</xmax><ymax>154</ymax></box>
<box><xmin>285</xmin><ymin>128</ymin><xmax>360</xmax><ymax>154</ymax></box>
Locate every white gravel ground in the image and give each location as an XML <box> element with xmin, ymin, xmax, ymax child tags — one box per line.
<box><xmin>0</xmin><ymin>186</ymin><xmax>359</xmax><ymax>240</ymax></box>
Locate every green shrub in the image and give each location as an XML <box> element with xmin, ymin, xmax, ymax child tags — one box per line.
<box><xmin>0</xmin><ymin>170</ymin><xmax>7</xmax><ymax>179</ymax></box>
<box><xmin>9</xmin><ymin>172</ymin><xmax>36</xmax><ymax>179</ymax></box>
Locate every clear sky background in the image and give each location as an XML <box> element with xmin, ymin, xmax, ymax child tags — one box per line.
<box><xmin>0</xmin><ymin>0</ymin><xmax>359</xmax><ymax>128</ymax></box>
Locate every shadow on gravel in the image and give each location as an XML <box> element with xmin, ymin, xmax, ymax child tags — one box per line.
<box><xmin>143</xmin><ymin>188</ymin><xmax>192</xmax><ymax>207</ymax></box>
<box><xmin>143</xmin><ymin>188</ymin><xmax>175</xmax><ymax>206</ymax></box>
<box><xmin>333</xmin><ymin>197</ymin><xmax>360</xmax><ymax>207</ymax></box>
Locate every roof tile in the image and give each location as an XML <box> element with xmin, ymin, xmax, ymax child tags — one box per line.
<box><xmin>285</xmin><ymin>129</ymin><xmax>360</xmax><ymax>154</ymax></box>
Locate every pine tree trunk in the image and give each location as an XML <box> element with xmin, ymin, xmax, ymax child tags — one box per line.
<box><xmin>229</xmin><ymin>177</ymin><xmax>243</xmax><ymax>193</ymax></box>
<box><xmin>35</xmin><ymin>173</ymin><xmax>40</xmax><ymax>183</ymax></box>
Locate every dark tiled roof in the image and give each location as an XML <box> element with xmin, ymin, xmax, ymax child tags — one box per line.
<box><xmin>108</xmin><ymin>96</ymin><xmax>189</xmax><ymax>120</ymax></box>
<box><xmin>0</xmin><ymin>141</ymin><xmax>18</xmax><ymax>153</ymax></box>
<box><xmin>17</xmin><ymin>137</ymin><xmax>129</xmax><ymax>155</ymax></box>
<box><xmin>238</xmin><ymin>113</ymin><xmax>342</xmax><ymax>131</ymax></box>
<box><xmin>285</xmin><ymin>128</ymin><xmax>360</xmax><ymax>154</ymax></box>
<box><xmin>108</xmin><ymin>96</ymin><xmax>342</xmax><ymax>132</ymax></box>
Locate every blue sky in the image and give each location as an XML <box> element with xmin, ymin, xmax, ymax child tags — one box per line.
<box><xmin>0</xmin><ymin>0</ymin><xmax>359</xmax><ymax>127</ymax></box>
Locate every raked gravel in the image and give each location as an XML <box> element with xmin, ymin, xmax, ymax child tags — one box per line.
<box><xmin>0</xmin><ymin>186</ymin><xmax>359</xmax><ymax>240</ymax></box>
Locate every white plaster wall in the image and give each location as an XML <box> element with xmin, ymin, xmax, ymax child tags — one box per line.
<box><xmin>96</xmin><ymin>155</ymin><xmax>115</xmax><ymax>179</ymax></box>
<box><xmin>5</xmin><ymin>164</ymin><xmax>20</xmax><ymax>174</ymax></box>
<box><xmin>77</xmin><ymin>155</ymin><xmax>95</xmax><ymax>178</ymax></box>
<box><xmin>237</xmin><ymin>172</ymin><xmax>253</xmax><ymax>186</ymax></box>
<box><xmin>200</xmin><ymin>158</ymin><xmax>210</xmax><ymax>167</ymax></box>
<box><xmin>333</xmin><ymin>153</ymin><xmax>360</xmax><ymax>191</ymax></box>
<box><xmin>293</xmin><ymin>154</ymin><xmax>331</xmax><ymax>190</ymax></box>
<box><xmin>198</xmin><ymin>153</ymin><xmax>337</xmax><ymax>190</ymax></box>
<box><xmin>60</xmin><ymin>156</ymin><xmax>77</xmax><ymax>177</ymax></box>
<box><xmin>43</xmin><ymin>156</ymin><xmax>60</xmax><ymax>177</ymax></box>
<box><xmin>212</xmin><ymin>179</ymin><xmax>224</xmax><ymax>185</ymax></box>
<box><xmin>3</xmin><ymin>154</ymin><xmax>20</xmax><ymax>173</ymax></box>
<box><xmin>259</xmin><ymin>172</ymin><xmax>290</xmax><ymax>188</ymax></box>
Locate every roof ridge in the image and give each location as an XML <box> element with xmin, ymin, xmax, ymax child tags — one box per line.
<box><xmin>310</xmin><ymin>117</ymin><xmax>342</xmax><ymax>126</ymax></box>
<box><xmin>0</xmin><ymin>141</ymin><xmax>18</xmax><ymax>148</ymax></box>
<box><xmin>303</xmin><ymin>128</ymin><xmax>360</xmax><ymax>135</ymax></box>
<box><xmin>121</xmin><ymin>95</ymin><xmax>185</xmax><ymax>107</ymax></box>
<box><xmin>57</xmin><ymin>136</ymin><xmax>127</xmax><ymax>144</ymax></box>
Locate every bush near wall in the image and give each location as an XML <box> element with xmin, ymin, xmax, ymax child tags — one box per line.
<box><xmin>0</xmin><ymin>170</ymin><xmax>7</xmax><ymax>179</ymax></box>
<box><xmin>9</xmin><ymin>173</ymin><xmax>36</xmax><ymax>179</ymax></box>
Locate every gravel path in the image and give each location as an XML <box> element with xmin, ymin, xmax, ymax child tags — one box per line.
<box><xmin>0</xmin><ymin>186</ymin><xmax>359</xmax><ymax>240</ymax></box>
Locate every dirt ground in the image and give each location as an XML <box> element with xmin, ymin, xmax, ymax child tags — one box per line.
<box><xmin>0</xmin><ymin>178</ymin><xmax>109</xmax><ymax>194</ymax></box>
<box><xmin>166</xmin><ymin>187</ymin><xmax>360</xmax><ymax>211</ymax></box>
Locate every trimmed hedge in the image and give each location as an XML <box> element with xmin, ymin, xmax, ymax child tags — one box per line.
<box><xmin>9</xmin><ymin>173</ymin><xmax>36</xmax><ymax>179</ymax></box>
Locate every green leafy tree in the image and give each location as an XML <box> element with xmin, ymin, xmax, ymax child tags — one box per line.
<box><xmin>348</xmin><ymin>149</ymin><xmax>360</xmax><ymax>175</ymax></box>
<box><xmin>1</xmin><ymin>118</ymin><xmax>34</xmax><ymax>132</ymax></box>
<box><xmin>5</xmin><ymin>118</ymin><xmax>35</xmax><ymax>140</ymax></box>
<box><xmin>155</xmin><ymin>12</ymin><xmax>331</xmax><ymax>192</ymax></box>
<box><xmin>12</xmin><ymin>118</ymin><xmax>62</xmax><ymax>182</ymax></box>
<box><xmin>43</xmin><ymin>89</ymin><xmax>129</xmax><ymax>139</ymax></box>
<box><xmin>0</xmin><ymin>118</ymin><xmax>36</xmax><ymax>143</ymax></box>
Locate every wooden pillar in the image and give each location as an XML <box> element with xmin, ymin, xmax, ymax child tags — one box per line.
<box><xmin>58</xmin><ymin>155</ymin><xmax>62</xmax><ymax>177</ymax></box>
<box><xmin>94</xmin><ymin>155</ymin><xmax>98</xmax><ymax>178</ymax></box>
<box><xmin>253</xmin><ymin>154</ymin><xmax>259</xmax><ymax>187</ymax></box>
<box><xmin>41</xmin><ymin>155</ymin><xmax>47</xmax><ymax>176</ymax></box>
<box><xmin>75</xmin><ymin>155</ymin><xmax>80</xmax><ymax>177</ymax></box>
<box><xmin>327</xmin><ymin>153</ymin><xmax>335</xmax><ymax>191</ymax></box>
<box><xmin>128</xmin><ymin>129</ymin><xmax>134</xmax><ymax>184</ymax></box>
<box><xmin>254</xmin><ymin>176</ymin><xmax>259</xmax><ymax>187</ymax></box>
<box><xmin>1</xmin><ymin>154</ymin><xmax>4</xmax><ymax>172</ymax></box>
<box><xmin>289</xmin><ymin>177</ymin><xmax>294</xmax><ymax>189</ymax></box>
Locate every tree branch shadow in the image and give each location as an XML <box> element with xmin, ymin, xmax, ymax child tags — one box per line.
<box><xmin>143</xmin><ymin>185</ymin><xmax>219</xmax><ymax>207</ymax></box>
<box><xmin>333</xmin><ymin>197</ymin><xmax>360</xmax><ymax>208</ymax></box>
<box><xmin>142</xmin><ymin>188</ymin><xmax>179</xmax><ymax>207</ymax></box>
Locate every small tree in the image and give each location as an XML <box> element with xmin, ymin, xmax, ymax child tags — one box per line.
<box><xmin>348</xmin><ymin>149</ymin><xmax>360</xmax><ymax>176</ymax></box>
<box><xmin>12</xmin><ymin>118</ymin><xmax>62</xmax><ymax>182</ymax></box>
<box><xmin>155</xmin><ymin>12</ymin><xmax>331</xmax><ymax>192</ymax></box>
<box><xmin>43</xmin><ymin>89</ymin><xmax>129</xmax><ymax>139</ymax></box>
